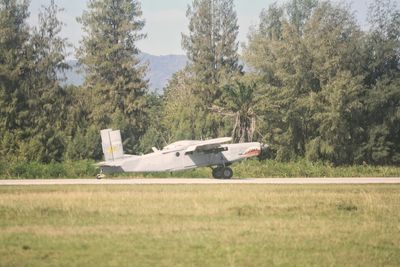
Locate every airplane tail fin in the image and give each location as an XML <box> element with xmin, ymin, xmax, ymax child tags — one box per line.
<box><xmin>100</xmin><ymin>129</ymin><xmax>124</xmax><ymax>161</ymax></box>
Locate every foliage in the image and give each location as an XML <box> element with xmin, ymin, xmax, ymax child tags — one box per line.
<box><xmin>0</xmin><ymin>0</ymin><xmax>32</xmax><ymax>161</ymax></box>
<box><xmin>138</xmin><ymin>92</ymin><xmax>167</xmax><ymax>152</ymax></box>
<box><xmin>0</xmin><ymin>0</ymin><xmax>399</xmax><ymax>166</ymax></box>
<box><xmin>164</xmin><ymin>0</ymin><xmax>242</xmax><ymax>140</ymax></box>
<box><xmin>359</xmin><ymin>0</ymin><xmax>400</xmax><ymax>164</ymax></box>
<box><xmin>76</xmin><ymin>0</ymin><xmax>149</xmax><ymax>158</ymax></box>
<box><xmin>28</xmin><ymin>0</ymin><xmax>70</xmax><ymax>162</ymax></box>
<box><xmin>2</xmin><ymin>159</ymin><xmax>400</xmax><ymax>179</ymax></box>
<box><xmin>0</xmin><ymin>160</ymin><xmax>97</xmax><ymax>179</ymax></box>
<box><xmin>212</xmin><ymin>76</ymin><xmax>261</xmax><ymax>142</ymax></box>
<box><xmin>0</xmin><ymin>0</ymin><xmax>70</xmax><ymax>163</ymax></box>
<box><xmin>163</xmin><ymin>69</ymin><xmax>210</xmax><ymax>141</ymax></box>
<box><xmin>243</xmin><ymin>0</ymin><xmax>400</xmax><ymax>164</ymax></box>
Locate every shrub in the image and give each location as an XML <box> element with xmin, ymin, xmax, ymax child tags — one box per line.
<box><xmin>10</xmin><ymin>162</ymin><xmax>45</xmax><ymax>179</ymax></box>
<box><xmin>45</xmin><ymin>163</ymin><xmax>67</xmax><ymax>178</ymax></box>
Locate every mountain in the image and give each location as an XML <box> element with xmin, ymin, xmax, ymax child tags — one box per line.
<box><xmin>140</xmin><ymin>53</ymin><xmax>187</xmax><ymax>93</ymax></box>
<box><xmin>63</xmin><ymin>53</ymin><xmax>187</xmax><ymax>94</ymax></box>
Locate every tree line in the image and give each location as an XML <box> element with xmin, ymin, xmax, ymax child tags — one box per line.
<box><xmin>0</xmin><ymin>0</ymin><xmax>399</xmax><ymax>165</ymax></box>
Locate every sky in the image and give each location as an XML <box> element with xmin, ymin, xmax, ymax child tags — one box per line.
<box><xmin>27</xmin><ymin>0</ymin><xmax>377</xmax><ymax>57</ymax></box>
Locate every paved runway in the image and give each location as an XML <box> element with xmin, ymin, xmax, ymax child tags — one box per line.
<box><xmin>0</xmin><ymin>177</ymin><xmax>399</xmax><ymax>186</ymax></box>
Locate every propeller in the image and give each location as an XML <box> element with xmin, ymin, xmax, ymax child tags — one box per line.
<box><xmin>258</xmin><ymin>143</ymin><xmax>269</xmax><ymax>161</ymax></box>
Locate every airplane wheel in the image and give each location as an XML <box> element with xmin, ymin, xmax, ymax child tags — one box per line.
<box><xmin>212</xmin><ymin>167</ymin><xmax>224</xmax><ymax>179</ymax></box>
<box><xmin>222</xmin><ymin>167</ymin><xmax>233</xmax><ymax>179</ymax></box>
<box><xmin>96</xmin><ymin>168</ymin><xmax>105</xmax><ymax>179</ymax></box>
<box><xmin>96</xmin><ymin>173</ymin><xmax>105</xmax><ymax>179</ymax></box>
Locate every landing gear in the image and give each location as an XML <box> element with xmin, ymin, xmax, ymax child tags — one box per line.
<box><xmin>96</xmin><ymin>169</ymin><xmax>105</xmax><ymax>180</ymax></box>
<box><xmin>222</xmin><ymin>167</ymin><xmax>233</xmax><ymax>179</ymax></box>
<box><xmin>212</xmin><ymin>167</ymin><xmax>223</xmax><ymax>179</ymax></box>
<box><xmin>212</xmin><ymin>166</ymin><xmax>233</xmax><ymax>179</ymax></box>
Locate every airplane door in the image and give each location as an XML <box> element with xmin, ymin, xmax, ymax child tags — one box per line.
<box><xmin>185</xmin><ymin>152</ymin><xmax>211</xmax><ymax>168</ymax></box>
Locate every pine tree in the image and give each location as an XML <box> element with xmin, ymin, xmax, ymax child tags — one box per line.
<box><xmin>138</xmin><ymin>92</ymin><xmax>166</xmax><ymax>153</ymax></box>
<box><xmin>286</xmin><ymin>0</ymin><xmax>318</xmax><ymax>33</ymax></box>
<box><xmin>244</xmin><ymin>0</ymin><xmax>319</xmax><ymax>160</ymax></box>
<box><xmin>361</xmin><ymin>0</ymin><xmax>400</xmax><ymax>164</ymax></box>
<box><xmin>0</xmin><ymin>0</ymin><xmax>31</xmax><ymax>160</ymax></box>
<box><xmin>23</xmin><ymin>0</ymin><xmax>70</xmax><ymax>162</ymax></box>
<box><xmin>77</xmin><ymin>0</ymin><xmax>148</xmax><ymax>158</ymax></box>
<box><xmin>63</xmin><ymin>85</ymin><xmax>92</xmax><ymax>160</ymax></box>
<box><xmin>244</xmin><ymin>0</ymin><xmax>366</xmax><ymax>163</ymax></box>
<box><xmin>163</xmin><ymin>68</ymin><xmax>207</xmax><ymax>140</ymax></box>
<box><xmin>243</xmin><ymin>3</ymin><xmax>284</xmax><ymax>85</ymax></box>
<box><xmin>166</xmin><ymin>0</ymin><xmax>242</xmax><ymax>139</ymax></box>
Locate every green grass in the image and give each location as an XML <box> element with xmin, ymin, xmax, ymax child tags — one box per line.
<box><xmin>233</xmin><ymin>160</ymin><xmax>400</xmax><ymax>178</ymax></box>
<box><xmin>0</xmin><ymin>185</ymin><xmax>399</xmax><ymax>266</ymax></box>
<box><xmin>0</xmin><ymin>160</ymin><xmax>98</xmax><ymax>179</ymax></box>
<box><xmin>0</xmin><ymin>159</ymin><xmax>400</xmax><ymax>179</ymax></box>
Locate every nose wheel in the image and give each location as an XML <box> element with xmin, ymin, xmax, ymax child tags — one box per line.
<box><xmin>212</xmin><ymin>167</ymin><xmax>233</xmax><ymax>179</ymax></box>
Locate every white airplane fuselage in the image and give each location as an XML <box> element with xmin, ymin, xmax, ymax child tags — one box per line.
<box><xmin>100</xmin><ymin>142</ymin><xmax>262</xmax><ymax>173</ymax></box>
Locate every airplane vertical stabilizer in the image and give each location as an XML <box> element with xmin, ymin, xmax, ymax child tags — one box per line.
<box><xmin>101</xmin><ymin>129</ymin><xmax>124</xmax><ymax>161</ymax></box>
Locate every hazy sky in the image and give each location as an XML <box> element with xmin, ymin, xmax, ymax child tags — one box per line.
<box><xmin>27</xmin><ymin>0</ymin><xmax>378</xmax><ymax>57</ymax></box>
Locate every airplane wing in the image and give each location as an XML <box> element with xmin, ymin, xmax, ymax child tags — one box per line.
<box><xmin>184</xmin><ymin>137</ymin><xmax>232</xmax><ymax>155</ymax></box>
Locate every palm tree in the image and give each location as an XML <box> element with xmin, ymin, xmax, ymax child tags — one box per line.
<box><xmin>211</xmin><ymin>78</ymin><xmax>260</xmax><ymax>142</ymax></box>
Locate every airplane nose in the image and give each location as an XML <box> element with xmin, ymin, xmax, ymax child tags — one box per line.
<box><xmin>258</xmin><ymin>143</ymin><xmax>269</xmax><ymax>161</ymax></box>
<box><xmin>242</xmin><ymin>146</ymin><xmax>262</xmax><ymax>157</ymax></box>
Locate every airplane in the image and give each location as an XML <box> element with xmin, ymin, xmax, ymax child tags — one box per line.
<box><xmin>96</xmin><ymin>129</ymin><xmax>267</xmax><ymax>179</ymax></box>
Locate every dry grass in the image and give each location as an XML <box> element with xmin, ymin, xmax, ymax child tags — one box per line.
<box><xmin>0</xmin><ymin>185</ymin><xmax>399</xmax><ymax>266</ymax></box>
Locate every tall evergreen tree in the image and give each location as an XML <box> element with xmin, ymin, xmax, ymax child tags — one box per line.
<box><xmin>243</xmin><ymin>3</ymin><xmax>284</xmax><ymax>85</ymax></box>
<box><xmin>361</xmin><ymin>0</ymin><xmax>400</xmax><ymax>164</ymax></box>
<box><xmin>137</xmin><ymin>92</ymin><xmax>166</xmax><ymax>153</ymax></box>
<box><xmin>172</xmin><ymin>0</ymin><xmax>242</xmax><ymax>139</ymax></box>
<box><xmin>77</xmin><ymin>0</ymin><xmax>148</xmax><ymax>158</ymax></box>
<box><xmin>286</xmin><ymin>0</ymin><xmax>318</xmax><ymax>33</ymax></box>
<box><xmin>63</xmin><ymin>84</ymin><xmax>93</xmax><ymax>161</ymax></box>
<box><xmin>244</xmin><ymin>0</ymin><xmax>319</xmax><ymax>160</ymax></box>
<box><xmin>23</xmin><ymin>0</ymin><xmax>70</xmax><ymax>162</ymax></box>
<box><xmin>0</xmin><ymin>0</ymin><xmax>31</xmax><ymax>160</ymax></box>
<box><xmin>303</xmin><ymin>2</ymin><xmax>365</xmax><ymax>164</ymax></box>
<box><xmin>163</xmin><ymin>68</ymin><xmax>207</xmax><ymax>140</ymax></box>
<box><xmin>244</xmin><ymin>0</ymin><xmax>365</xmax><ymax>163</ymax></box>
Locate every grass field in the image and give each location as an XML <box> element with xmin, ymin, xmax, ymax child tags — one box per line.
<box><xmin>0</xmin><ymin>185</ymin><xmax>399</xmax><ymax>266</ymax></box>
